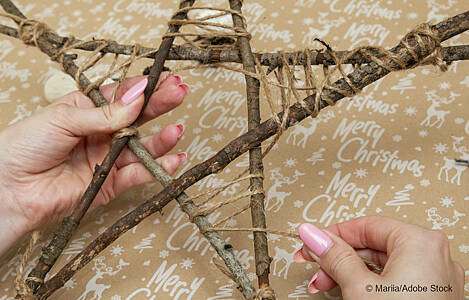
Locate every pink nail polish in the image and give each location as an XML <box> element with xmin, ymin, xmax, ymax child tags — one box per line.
<box><xmin>307</xmin><ymin>272</ymin><xmax>320</xmax><ymax>294</ymax></box>
<box><xmin>176</xmin><ymin>124</ymin><xmax>184</xmax><ymax>139</ymax></box>
<box><xmin>173</xmin><ymin>75</ymin><xmax>183</xmax><ymax>84</ymax></box>
<box><xmin>177</xmin><ymin>152</ymin><xmax>187</xmax><ymax>163</ymax></box>
<box><xmin>293</xmin><ymin>246</ymin><xmax>307</xmax><ymax>263</ymax></box>
<box><xmin>121</xmin><ymin>77</ymin><xmax>148</xmax><ymax>105</ymax></box>
<box><xmin>298</xmin><ymin>223</ymin><xmax>333</xmax><ymax>257</ymax></box>
<box><xmin>178</xmin><ymin>83</ymin><xmax>190</xmax><ymax>97</ymax></box>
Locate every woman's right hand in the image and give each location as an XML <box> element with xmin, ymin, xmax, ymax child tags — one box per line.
<box><xmin>294</xmin><ymin>216</ymin><xmax>465</xmax><ymax>299</ymax></box>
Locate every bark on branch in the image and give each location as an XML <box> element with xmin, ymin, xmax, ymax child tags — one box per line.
<box><xmin>1</xmin><ymin>23</ymin><xmax>468</xmax><ymax>67</ymax></box>
<box><xmin>229</xmin><ymin>0</ymin><xmax>271</xmax><ymax>289</ymax></box>
<box><xmin>39</xmin><ymin>10</ymin><xmax>469</xmax><ymax>299</ymax></box>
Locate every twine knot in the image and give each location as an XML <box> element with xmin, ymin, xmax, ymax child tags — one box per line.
<box><xmin>113</xmin><ymin>126</ymin><xmax>139</xmax><ymax>140</ymax></box>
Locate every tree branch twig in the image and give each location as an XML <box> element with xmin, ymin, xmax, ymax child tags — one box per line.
<box><xmin>39</xmin><ymin>10</ymin><xmax>469</xmax><ymax>299</ymax></box>
<box><xmin>229</xmin><ymin>0</ymin><xmax>271</xmax><ymax>289</ymax></box>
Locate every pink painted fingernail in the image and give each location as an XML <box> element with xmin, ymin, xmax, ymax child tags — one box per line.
<box><xmin>298</xmin><ymin>223</ymin><xmax>333</xmax><ymax>257</ymax></box>
<box><xmin>307</xmin><ymin>272</ymin><xmax>320</xmax><ymax>294</ymax></box>
<box><xmin>177</xmin><ymin>152</ymin><xmax>187</xmax><ymax>163</ymax></box>
<box><xmin>293</xmin><ymin>246</ymin><xmax>307</xmax><ymax>263</ymax></box>
<box><xmin>121</xmin><ymin>77</ymin><xmax>148</xmax><ymax>105</ymax></box>
<box><xmin>173</xmin><ymin>75</ymin><xmax>183</xmax><ymax>84</ymax></box>
<box><xmin>178</xmin><ymin>83</ymin><xmax>190</xmax><ymax>97</ymax></box>
<box><xmin>176</xmin><ymin>124</ymin><xmax>184</xmax><ymax>139</ymax></box>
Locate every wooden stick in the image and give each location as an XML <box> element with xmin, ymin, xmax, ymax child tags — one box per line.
<box><xmin>1</xmin><ymin>23</ymin><xmax>468</xmax><ymax>67</ymax></box>
<box><xmin>229</xmin><ymin>0</ymin><xmax>271</xmax><ymax>289</ymax></box>
<box><xmin>39</xmin><ymin>10</ymin><xmax>469</xmax><ymax>299</ymax></box>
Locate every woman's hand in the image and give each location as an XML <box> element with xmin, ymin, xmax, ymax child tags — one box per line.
<box><xmin>0</xmin><ymin>74</ymin><xmax>190</xmax><ymax>255</ymax></box>
<box><xmin>294</xmin><ymin>216</ymin><xmax>465</xmax><ymax>299</ymax></box>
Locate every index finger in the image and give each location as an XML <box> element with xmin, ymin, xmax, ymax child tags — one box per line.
<box><xmin>325</xmin><ymin>216</ymin><xmax>423</xmax><ymax>254</ymax></box>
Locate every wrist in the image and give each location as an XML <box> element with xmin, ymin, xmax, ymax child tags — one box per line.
<box><xmin>0</xmin><ymin>180</ymin><xmax>30</xmax><ymax>256</ymax></box>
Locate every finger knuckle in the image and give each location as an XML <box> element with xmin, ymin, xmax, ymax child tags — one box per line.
<box><xmin>328</xmin><ymin>250</ymin><xmax>356</xmax><ymax>279</ymax></box>
<box><xmin>100</xmin><ymin>104</ymin><xmax>115</xmax><ymax>130</ymax></box>
<box><xmin>427</xmin><ymin>230</ymin><xmax>449</xmax><ymax>250</ymax></box>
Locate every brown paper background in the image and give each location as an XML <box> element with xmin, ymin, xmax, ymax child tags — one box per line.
<box><xmin>1</xmin><ymin>0</ymin><xmax>469</xmax><ymax>299</ymax></box>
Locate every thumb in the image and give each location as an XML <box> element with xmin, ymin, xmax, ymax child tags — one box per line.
<box><xmin>297</xmin><ymin>223</ymin><xmax>372</xmax><ymax>291</ymax></box>
<box><xmin>51</xmin><ymin>78</ymin><xmax>148</xmax><ymax>136</ymax></box>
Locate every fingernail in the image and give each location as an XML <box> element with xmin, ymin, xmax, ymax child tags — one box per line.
<box><xmin>176</xmin><ymin>124</ymin><xmax>184</xmax><ymax>139</ymax></box>
<box><xmin>298</xmin><ymin>223</ymin><xmax>333</xmax><ymax>257</ymax></box>
<box><xmin>293</xmin><ymin>246</ymin><xmax>307</xmax><ymax>263</ymax></box>
<box><xmin>121</xmin><ymin>77</ymin><xmax>148</xmax><ymax>105</ymax></box>
<box><xmin>173</xmin><ymin>75</ymin><xmax>183</xmax><ymax>84</ymax></box>
<box><xmin>177</xmin><ymin>152</ymin><xmax>187</xmax><ymax>163</ymax></box>
<box><xmin>307</xmin><ymin>272</ymin><xmax>320</xmax><ymax>294</ymax></box>
<box><xmin>178</xmin><ymin>83</ymin><xmax>190</xmax><ymax>97</ymax></box>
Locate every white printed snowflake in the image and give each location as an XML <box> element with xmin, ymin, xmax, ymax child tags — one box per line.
<box><xmin>111</xmin><ymin>295</ymin><xmax>121</xmax><ymax>300</ymax></box>
<box><xmin>180</xmin><ymin>258</ymin><xmax>195</xmax><ymax>270</ymax></box>
<box><xmin>459</xmin><ymin>245</ymin><xmax>469</xmax><ymax>254</ymax></box>
<box><xmin>159</xmin><ymin>250</ymin><xmax>169</xmax><ymax>258</ymax></box>
<box><xmin>404</xmin><ymin>106</ymin><xmax>417</xmax><ymax>116</ymax></box>
<box><xmin>420</xmin><ymin>179</ymin><xmax>430</xmax><ymax>187</ymax></box>
<box><xmin>439</xmin><ymin>82</ymin><xmax>451</xmax><ymax>90</ymax></box>
<box><xmin>433</xmin><ymin>143</ymin><xmax>448</xmax><ymax>154</ymax></box>
<box><xmin>111</xmin><ymin>245</ymin><xmax>124</xmax><ymax>256</ymax></box>
<box><xmin>284</xmin><ymin>158</ymin><xmax>297</xmax><ymax>168</ymax></box>
<box><xmin>226</xmin><ymin>218</ymin><xmax>237</xmax><ymax>227</ymax></box>
<box><xmin>293</xmin><ymin>200</ymin><xmax>304</xmax><ymax>208</ymax></box>
<box><xmin>150</xmin><ymin>124</ymin><xmax>161</xmax><ymax>134</ymax></box>
<box><xmin>419</xmin><ymin>130</ymin><xmax>428</xmax><ymax>137</ymax></box>
<box><xmin>268</xmin><ymin>234</ymin><xmax>280</xmax><ymax>242</ymax></box>
<box><xmin>392</xmin><ymin>135</ymin><xmax>402</xmax><ymax>142</ymax></box>
<box><xmin>332</xmin><ymin>161</ymin><xmax>342</xmax><ymax>169</ymax></box>
<box><xmin>354</xmin><ymin>168</ymin><xmax>368</xmax><ymax>179</ymax></box>
<box><xmin>287</xmin><ymin>222</ymin><xmax>300</xmax><ymax>233</ymax></box>
<box><xmin>64</xmin><ymin>279</ymin><xmax>76</xmax><ymax>290</ymax></box>
<box><xmin>376</xmin><ymin>207</ymin><xmax>382</xmax><ymax>213</ymax></box>
<box><xmin>454</xmin><ymin>117</ymin><xmax>464</xmax><ymax>124</ymax></box>
<box><xmin>440</xmin><ymin>196</ymin><xmax>455</xmax><ymax>208</ymax></box>
<box><xmin>212</xmin><ymin>133</ymin><xmax>224</xmax><ymax>142</ymax></box>
<box><xmin>404</xmin><ymin>184</ymin><xmax>415</xmax><ymax>190</ymax></box>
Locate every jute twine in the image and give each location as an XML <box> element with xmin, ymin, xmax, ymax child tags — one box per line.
<box><xmin>0</xmin><ymin>7</ymin><xmax>446</xmax><ymax>299</ymax></box>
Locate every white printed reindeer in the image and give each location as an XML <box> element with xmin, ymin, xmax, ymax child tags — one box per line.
<box><xmin>438</xmin><ymin>136</ymin><xmax>469</xmax><ymax>185</ymax></box>
<box><xmin>302</xmin><ymin>12</ymin><xmax>345</xmax><ymax>45</ymax></box>
<box><xmin>77</xmin><ymin>257</ymin><xmax>129</xmax><ymax>300</ymax></box>
<box><xmin>426</xmin><ymin>0</ymin><xmax>456</xmax><ymax>23</ymax></box>
<box><xmin>287</xmin><ymin>111</ymin><xmax>335</xmax><ymax>148</ymax></box>
<box><xmin>266</xmin><ymin>168</ymin><xmax>304</xmax><ymax>213</ymax></box>
<box><xmin>272</xmin><ymin>238</ymin><xmax>303</xmax><ymax>280</ymax></box>
<box><xmin>420</xmin><ymin>90</ymin><xmax>458</xmax><ymax>128</ymax></box>
<box><xmin>426</xmin><ymin>207</ymin><xmax>465</xmax><ymax>230</ymax></box>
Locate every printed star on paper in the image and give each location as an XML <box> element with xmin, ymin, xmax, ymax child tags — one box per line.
<box><xmin>150</xmin><ymin>124</ymin><xmax>161</xmax><ymax>134</ymax></box>
<box><xmin>212</xmin><ymin>133</ymin><xmax>224</xmax><ymax>142</ymax></box>
<box><xmin>419</xmin><ymin>130</ymin><xmax>428</xmax><ymax>137</ymax></box>
<box><xmin>404</xmin><ymin>106</ymin><xmax>417</xmax><ymax>116</ymax></box>
<box><xmin>433</xmin><ymin>143</ymin><xmax>448</xmax><ymax>154</ymax></box>
<box><xmin>64</xmin><ymin>279</ymin><xmax>76</xmax><ymax>290</ymax></box>
<box><xmin>440</xmin><ymin>196</ymin><xmax>454</xmax><ymax>208</ymax></box>
<box><xmin>354</xmin><ymin>168</ymin><xmax>368</xmax><ymax>179</ymax></box>
<box><xmin>459</xmin><ymin>245</ymin><xmax>469</xmax><ymax>254</ymax></box>
<box><xmin>180</xmin><ymin>258</ymin><xmax>195</xmax><ymax>270</ymax></box>
<box><xmin>293</xmin><ymin>200</ymin><xmax>304</xmax><ymax>208</ymax></box>
<box><xmin>332</xmin><ymin>162</ymin><xmax>342</xmax><ymax>169</ymax></box>
<box><xmin>439</xmin><ymin>82</ymin><xmax>451</xmax><ymax>90</ymax></box>
<box><xmin>111</xmin><ymin>245</ymin><xmax>124</xmax><ymax>256</ymax></box>
<box><xmin>159</xmin><ymin>250</ymin><xmax>169</xmax><ymax>258</ymax></box>
<box><xmin>284</xmin><ymin>158</ymin><xmax>297</xmax><ymax>168</ymax></box>
<box><xmin>419</xmin><ymin>179</ymin><xmax>430</xmax><ymax>187</ymax></box>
